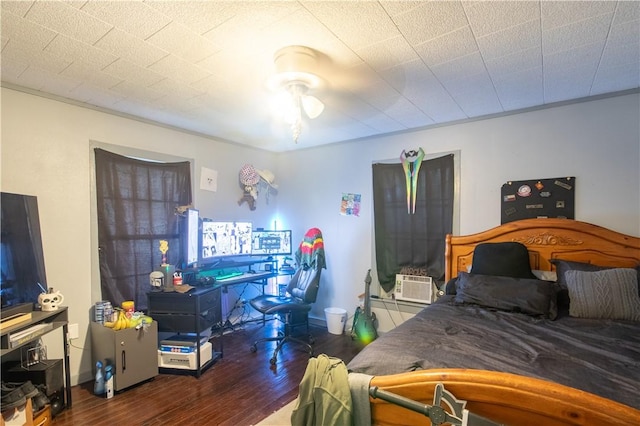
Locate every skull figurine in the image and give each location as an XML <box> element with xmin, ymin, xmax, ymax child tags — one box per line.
<box><xmin>38</xmin><ymin>289</ymin><xmax>65</xmax><ymax>312</ymax></box>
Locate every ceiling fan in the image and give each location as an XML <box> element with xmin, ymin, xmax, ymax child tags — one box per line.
<box><xmin>268</xmin><ymin>46</ymin><xmax>325</xmax><ymax>143</ymax></box>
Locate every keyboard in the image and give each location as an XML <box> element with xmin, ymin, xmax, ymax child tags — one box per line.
<box><xmin>215</xmin><ymin>271</ymin><xmax>244</xmax><ymax>281</ymax></box>
<box><xmin>216</xmin><ymin>271</ymin><xmax>274</xmax><ymax>282</ymax></box>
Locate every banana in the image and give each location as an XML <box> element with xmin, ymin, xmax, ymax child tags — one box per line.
<box><xmin>107</xmin><ymin>309</ymin><xmax>147</xmax><ymax>331</ymax></box>
<box><xmin>114</xmin><ymin>310</ymin><xmax>126</xmax><ymax>330</ymax></box>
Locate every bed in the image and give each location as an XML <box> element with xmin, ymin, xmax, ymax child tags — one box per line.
<box><xmin>345</xmin><ymin>218</ymin><xmax>640</xmax><ymax>425</ymax></box>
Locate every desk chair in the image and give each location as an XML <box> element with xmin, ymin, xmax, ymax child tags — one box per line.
<box><xmin>249</xmin><ymin>266</ymin><xmax>321</xmax><ymax>365</ymax></box>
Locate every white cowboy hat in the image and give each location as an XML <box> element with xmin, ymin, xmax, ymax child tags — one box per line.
<box><xmin>257</xmin><ymin>169</ymin><xmax>278</xmax><ymax>189</ymax></box>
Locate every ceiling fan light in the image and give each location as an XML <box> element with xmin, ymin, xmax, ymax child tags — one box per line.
<box><xmin>283</xmin><ymin>103</ymin><xmax>300</xmax><ymax>125</ymax></box>
<box><xmin>272</xmin><ymin>90</ymin><xmax>291</xmax><ymax>109</ymax></box>
<box><xmin>270</xmin><ymin>90</ymin><xmax>295</xmax><ymax>123</ymax></box>
<box><xmin>273</xmin><ymin>46</ymin><xmax>319</xmax><ymax>78</ymax></box>
<box><xmin>269</xmin><ymin>46</ymin><xmax>325</xmax><ymax>143</ymax></box>
<box><xmin>302</xmin><ymin>95</ymin><xmax>324</xmax><ymax>119</ymax></box>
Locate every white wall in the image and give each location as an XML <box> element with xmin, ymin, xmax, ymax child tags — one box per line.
<box><xmin>1</xmin><ymin>88</ymin><xmax>279</xmax><ymax>384</ymax></box>
<box><xmin>2</xmin><ymin>87</ymin><xmax>638</xmax><ymax>385</ymax></box>
<box><xmin>278</xmin><ymin>93</ymin><xmax>640</xmax><ymax>325</ymax></box>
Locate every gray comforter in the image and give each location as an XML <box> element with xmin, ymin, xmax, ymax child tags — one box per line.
<box><xmin>346</xmin><ymin>296</ymin><xmax>640</xmax><ymax>410</ymax></box>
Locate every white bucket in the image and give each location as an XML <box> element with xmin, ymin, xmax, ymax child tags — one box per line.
<box><xmin>324</xmin><ymin>307</ymin><xmax>347</xmax><ymax>335</ymax></box>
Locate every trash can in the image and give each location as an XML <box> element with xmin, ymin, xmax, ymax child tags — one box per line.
<box><xmin>324</xmin><ymin>307</ymin><xmax>347</xmax><ymax>335</ymax></box>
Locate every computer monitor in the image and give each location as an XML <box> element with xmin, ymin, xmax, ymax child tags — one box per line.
<box><xmin>184</xmin><ymin>208</ymin><xmax>199</xmax><ymax>267</ymax></box>
<box><xmin>200</xmin><ymin>221</ymin><xmax>252</xmax><ymax>263</ymax></box>
<box><xmin>251</xmin><ymin>230</ymin><xmax>292</xmax><ymax>256</ymax></box>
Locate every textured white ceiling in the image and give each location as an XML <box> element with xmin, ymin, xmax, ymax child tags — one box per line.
<box><xmin>2</xmin><ymin>1</ymin><xmax>639</xmax><ymax>152</ymax></box>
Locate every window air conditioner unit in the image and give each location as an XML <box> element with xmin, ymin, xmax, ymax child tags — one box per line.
<box><xmin>394</xmin><ymin>274</ymin><xmax>434</xmax><ymax>304</ymax></box>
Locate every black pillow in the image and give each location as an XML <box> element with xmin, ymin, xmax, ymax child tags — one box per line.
<box><xmin>550</xmin><ymin>259</ymin><xmax>611</xmax><ymax>288</ymax></box>
<box><xmin>551</xmin><ymin>259</ymin><xmax>640</xmax><ymax>290</ymax></box>
<box><xmin>444</xmin><ymin>277</ymin><xmax>458</xmax><ymax>295</ymax></box>
<box><xmin>454</xmin><ymin>272</ymin><xmax>559</xmax><ymax>319</ymax></box>
<box><xmin>470</xmin><ymin>242</ymin><xmax>536</xmax><ymax>279</ymax></box>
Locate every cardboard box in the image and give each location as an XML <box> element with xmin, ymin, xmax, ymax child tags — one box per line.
<box><xmin>1</xmin><ymin>398</ymin><xmax>32</xmax><ymax>426</ymax></box>
<box><xmin>158</xmin><ymin>342</ymin><xmax>211</xmax><ymax>370</ymax></box>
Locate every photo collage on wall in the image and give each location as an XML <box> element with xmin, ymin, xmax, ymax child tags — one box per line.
<box><xmin>501</xmin><ymin>177</ymin><xmax>575</xmax><ymax>224</ymax></box>
<box><xmin>340</xmin><ymin>193</ymin><xmax>361</xmax><ymax>217</ymax></box>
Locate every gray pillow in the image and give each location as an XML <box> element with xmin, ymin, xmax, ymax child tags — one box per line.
<box><xmin>550</xmin><ymin>259</ymin><xmax>640</xmax><ymax>310</ymax></box>
<box><xmin>454</xmin><ymin>272</ymin><xmax>559</xmax><ymax>319</ymax></box>
<box><xmin>565</xmin><ymin>268</ymin><xmax>640</xmax><ymax>321</ymax></box>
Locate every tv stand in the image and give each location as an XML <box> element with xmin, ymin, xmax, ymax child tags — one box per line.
<box><xmin>0</xmin><ymin>305</ymin><xmax>71</xmax><ymax>410</ymax></box>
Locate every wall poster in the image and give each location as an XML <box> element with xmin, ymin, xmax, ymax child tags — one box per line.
<box><xmin>340</xmin><ymin>193</ymin><xmax>361</xmax><ymax>217</ymax></box>
<box><xmin>501</xmin><ymin>177</ymin><xmax>575</xmax><ymax>224</ymax></box>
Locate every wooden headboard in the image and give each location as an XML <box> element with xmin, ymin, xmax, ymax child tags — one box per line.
<box><xmin>445</xmin><ymin>218</ymin><xmax>640</xmax><ymax>281</ymax></box>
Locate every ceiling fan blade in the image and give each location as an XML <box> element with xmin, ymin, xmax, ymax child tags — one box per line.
<box><xmin>302</xmin><ymin>95</ymin><xmax>324</xmax><ymax>119</ymax></box>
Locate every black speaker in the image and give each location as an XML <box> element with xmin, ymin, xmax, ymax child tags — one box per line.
<box><xmin>48</xmin><ymin>389</ymin><xmax>65</xmax><ymax>416</ymax></box>
<box><xmin>3</xmin><ymin>359</ymin><xmax>64</xmax><ymax>398</ymax></box>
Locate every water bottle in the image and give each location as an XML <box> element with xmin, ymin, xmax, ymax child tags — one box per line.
<box><xmin>94</xmin><ymin>360</ymin><xmax>105</xmax><ymax>396</ymax></box>
<box><xmin>105</xmin><ymin>364</ymin><xmax>114</xmax><ymax>399</ymax></box>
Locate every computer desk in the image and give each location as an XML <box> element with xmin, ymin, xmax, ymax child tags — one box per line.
<box><xmin>214</xmin><ymin>271</ymin><xmax>279</xmax><ymax>328</ymax></box>
<box><xmin>148</xmin><ymin>269</ymin><xmax>286</xmax><ymax>377</ymax></box>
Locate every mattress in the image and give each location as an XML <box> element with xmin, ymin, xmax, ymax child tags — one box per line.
<box><xmin>347</xmin><ymin>296</ymin><xmax>640</xmax><ymax>410</ymax></box>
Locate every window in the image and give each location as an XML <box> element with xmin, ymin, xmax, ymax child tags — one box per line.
<box><xmin>372</xmin><ymin>153</ymin><xmax>455</xmax><ymax>293</ymax></box>
<box><xmin>94</xmin><ymin>148</ymin><xmax>191</xmax><ymax>310</ymax></box>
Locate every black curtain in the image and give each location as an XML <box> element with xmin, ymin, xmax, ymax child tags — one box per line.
<box><xmin>373</xmin><ymin>154</ymin><xmax>454</xmax><ymax>292</ymax></box>
<box><xmin>95</xmin><ymin>149</ymin><xmax>191</xmax><ymax>310</ymax></box>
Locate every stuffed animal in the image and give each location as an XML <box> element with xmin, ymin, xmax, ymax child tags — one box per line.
<box><xmin>238</xmin><ymin>186</ymin><xmax>257</xmax><ymax>210</ymax></box>
<box><xmin>237</xmin><ymin>164</ymin><xmax>278</xmax><ymax>210</ymax></box>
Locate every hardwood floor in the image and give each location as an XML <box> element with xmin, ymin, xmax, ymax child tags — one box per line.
<box><xmin>52</xmin><ymin>319</ymin><xmax>362</xmax><ymax>425</ymax></box>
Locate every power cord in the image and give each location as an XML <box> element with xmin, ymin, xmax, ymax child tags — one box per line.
<box><xmin>392</xmin><ymin>296</ymin><xmax>404</xmax><ymax>325</ymax></box>
<box><xmin>68</xmin><ymin>340</ymin><xmax>90</xmax><ymax>351</ymax></box>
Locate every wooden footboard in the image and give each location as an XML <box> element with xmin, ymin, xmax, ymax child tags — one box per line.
<box><xmin>369</xmin><ymin>369</ymin><xmax>640</xmax><ymax>426</ymax></box>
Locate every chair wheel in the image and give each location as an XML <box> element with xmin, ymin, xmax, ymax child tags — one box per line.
<box><xmin>309</xmin><ymin>336</ymin><xmax>315</xmax><ymax>344</ymax></box>
<box><xmin>270</xmin><ymin>357</ymin><xmax>277</xmax><ymax>365</ymax></box>
<box><xmin>250</xmin><ymin>344</ymin><xmax>257</xmax><ymax>353</ymax></box>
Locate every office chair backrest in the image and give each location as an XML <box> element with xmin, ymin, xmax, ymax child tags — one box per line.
<box><xmin>287</xmin><ymin>267</ymin><xmax>321</xmax><ymax>304</ymax></box>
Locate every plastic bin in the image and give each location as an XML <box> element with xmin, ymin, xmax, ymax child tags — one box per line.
<box><xmin>324</xmin><ymin>307</ymin><xmax>347</xmax><ymax>335</ymax></box>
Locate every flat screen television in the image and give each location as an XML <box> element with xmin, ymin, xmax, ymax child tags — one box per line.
<box><xmin>200</xmin><ymin>221</ymin><xmax>252</xmax><ymax>263</ymax></box>
<box><xmin>251</xmin><ymin>230</ymin><xmax>292</xmax><ymax>256</ymax></box>
<box><xmin>183</xmin><ymin>208</ymin><xmax>199</xmax><ymax>267</ymax></box>
<box><xmin>1</xmin><ymin>192</ymin><xmax>48</xmax><ymax>308</ymax></box>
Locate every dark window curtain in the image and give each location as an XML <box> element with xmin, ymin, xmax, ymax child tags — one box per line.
<box><xmin>94</xmin><ymin>148</ymin><xmax>191</xmax><ymax>310</ymax></box>
<box><xmin>373</xmin><ymin>154</ymin><xmax>454</xmax><ymax>293</ymax></box>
